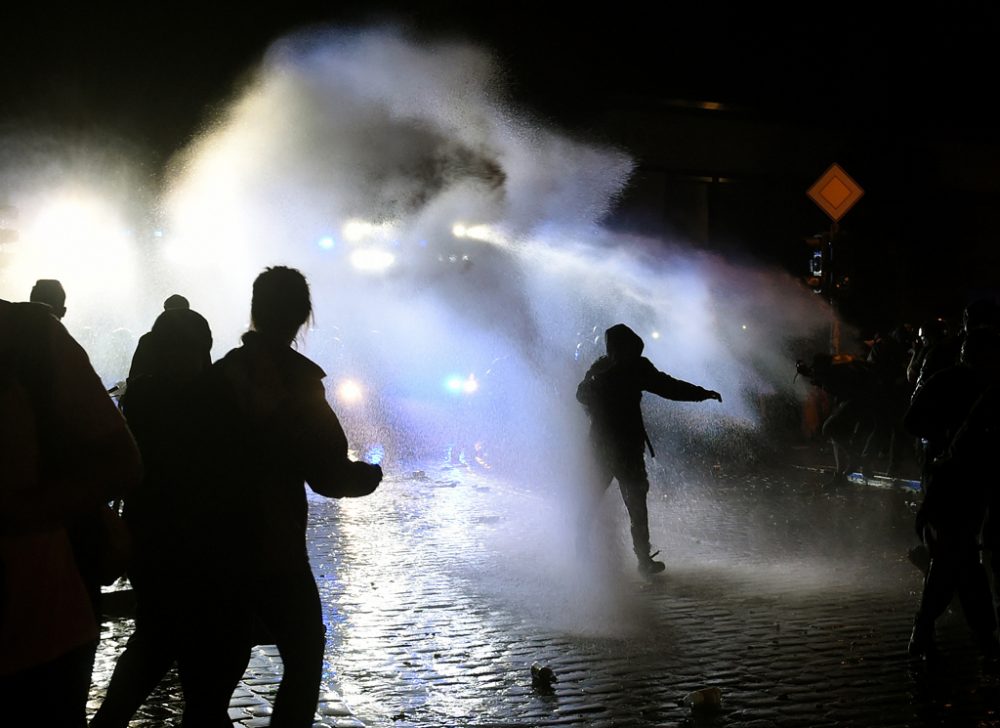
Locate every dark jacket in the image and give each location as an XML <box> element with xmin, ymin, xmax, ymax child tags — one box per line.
<box><xmin>576</xmin><ymin>324</ymin><xmax>716</xmax><ymax>457</ymax></box>
<box><xmin>904</xmin><ymin>364</ymin><xmax>994</xmax><ymax>463</ymax></box>
<box><xmin>118</xmin><ymin>372</ymin><xmax>210</xmax><ymax>574</ymax></box>
<box><xmin>804</xmin><ymin>356</ymin><xmax>877</xmax><ymax>405</ymax></box>
<box><xmin>207</xmin><ymin>332</ymin><xmax>379</xmax><ymax>572</ymax></box>
<box><xmin>918</xmin><ymin>384</ymin><xmax>1000</xmax><ymax>539</ymax></box>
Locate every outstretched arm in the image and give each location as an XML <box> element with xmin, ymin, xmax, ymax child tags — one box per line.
<box><xmin>293</xmin><ymin>386</ymin><xmax>382</xmax><ymax>498</ymax></box>
<box><xmin>642</xmin><ymin>360</ymin><xmax>722</xmax><ymax>403</ymax></box>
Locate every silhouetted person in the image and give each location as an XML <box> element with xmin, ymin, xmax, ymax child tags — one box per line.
<box><xmin>576</xmin><ymin>323</ymin><xmax>721</xmax><ymax>575</ymax></box>
<box><xmin>865</xmin><ymin>326</ymin><xmax>915</xmax><ymax>476</ymax></box>
<box><xmin>128</xmin><ymin>294</ymin><xmax>195</xmax><ymax>382</ymax></box>
<box><xmin>907</xmin><ymin>334</ymin><xmax>1000</xmax><ymax>660</ymax></box>
<box><xmin>29</xmin><ymin>278</ymin><xmax>67</xmax><ymax>320</ymax></box>
<box><xmin>23</xmin><ymin>279</ymin><xmax>134</xmax><ymax>707</ymax></box>
<box><xmin>796</xmin><ymin>352</ymin><xmax>878</xmax><ymax>484</ymax></box>
<box><xmin>0</xmin><ymin>299</ymin><xmax>140</xmax><ymax>727</ymax></box>
<box><xmin>908</xmin><ymin>316</ymin><xmax>960</xmax><ymax>393</ymax></box>
<box><xmin>908</xmin><ymin>302</ymin><xmax>1000</xmax><ymax>478</ymax></box>
<box><xmin>191</xmin><ymin>266</ymin><xmax>383</xmax><ymax>726</ymax></box>
<box><xmin>91</xmin><ymin>307</ymin><xmax>216</xmax><ymax>728</ymax></box>
<box><xmin>163</xmin><ymin>293</ymin><xmax>190</xmax><ymax>311</ymax></box>
<box><xmin>905</xmin><ymin>328</ymin><xmax>1000</xmax><ymax>484</ymax></box>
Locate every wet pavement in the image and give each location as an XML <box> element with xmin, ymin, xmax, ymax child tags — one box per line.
<box><xmin>88</xmin><ymin>449</ymin><xmax>1000</xmax><ymax>727</ymax></box>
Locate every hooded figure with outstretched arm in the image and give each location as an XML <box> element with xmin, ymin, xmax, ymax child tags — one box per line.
<box><xmin>576</xmin><ymin>323</ymin><xmax>722</xmax><ymax>574</ymax></box>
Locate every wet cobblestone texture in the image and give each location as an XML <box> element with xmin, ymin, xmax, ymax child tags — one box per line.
<box><xmin>89</xmin><ymin>454</ymin><xmax>1000</xmax><ymax>727</ymax></box>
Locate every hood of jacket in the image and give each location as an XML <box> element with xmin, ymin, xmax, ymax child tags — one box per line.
<box><xmin>605</xmin><ymin>323</ymin><xmax>644</xmax><ymax>362</ymax></box>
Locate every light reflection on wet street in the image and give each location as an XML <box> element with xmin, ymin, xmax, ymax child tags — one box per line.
<box><xmin>91</xmin><ymin>462</ymin><xmax>1000</xmax><ymax>727</ymax></box>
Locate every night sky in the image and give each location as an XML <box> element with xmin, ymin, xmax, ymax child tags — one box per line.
<box><xmin>3</xmin><ymin>2</ymin><xmax>1000</xmax><ymax>331</ymax></box>
<box><xmin>4</xmin><ymin>4</ymin><xmax>998</xmax><ymax>158</ymax></box>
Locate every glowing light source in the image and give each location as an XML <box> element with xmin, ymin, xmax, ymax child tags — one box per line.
<box><xmin>17</xmin><ymin>192</ymin><xmax>136</xmax><ymax>295</ymax></box>
<box><xmin>741</xmin><ymin>324</ymin><xmax>748</xmax><ymax>331</ymax></box>
<box><xmin>444</xmin><ymin>373</ymin><xmax>479</xmax><ymax>395</ymax></box>
<box><xmin>452</xmin><ymin>222</ymin><xmax>508</xmax><ymax>246</ymax></box>
<box><xmin>363</xmin><ymin>444</ymin><xmax>385</xmax><ymax>465</ymax></box>
<box><xmin>318</xmin><ymin>236</ymin><xmax>335</xmax><ymax>250</ymax></box>
<box><xmin>463</xmin><ymin>225</ymin><xmax>495</xmax><ymax>242</ymax></box>
<box><xmin>342</xmin><ymin>218</ymin><xmax>396</xmax><ymax>244</ymax></box>
<box><xmin>651</xmin><ymin>331</ymin><xmax>660</xmax><ymax>339</ymax></box>
<box><xmin>337</xmin><ymin>379</ymin><xmax>364</xmax><ymax>404</ymax></box>
<box><xmin>349</xmin><ymin>248</ymin><xmax>395</xmax><ymax>272</ymax></box>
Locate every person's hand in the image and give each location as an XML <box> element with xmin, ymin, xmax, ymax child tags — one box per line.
<box><xmin>708</xmin><ymin>390</ymin><xmax>722</xmax><ymax>403</ymax></box>
<box><xmin>347</xmin><ymin>460</ymin><xmax>383</xmax><ymax>496</ymax></box>
<box><xmin>362</xmin><ymin>462</ymin><xmax>383</xmax><ymax>489</ymax></box>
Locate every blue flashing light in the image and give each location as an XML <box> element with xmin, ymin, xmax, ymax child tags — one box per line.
<box><xmin>444</xmin><ymin>373</ymin><xmax>478</xmax><ymax>395</ymax></box>
<box><xmin>364</xmin><ymin>444</ymin><xmax>385</xmax><ymax>465</ymax></box>
<box><xmin>318</xmin><ymin>236</ymin><xmax>335</xmax><ymax>250</ymax></box>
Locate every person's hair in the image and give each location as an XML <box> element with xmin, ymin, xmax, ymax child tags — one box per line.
<box><xmin>163</xmin><ymin>294</ymin><xmax>190</xmax><ymax>311</ymax></box>
<box><xmin>142</xmin><ymin>308</ymin><xmax>213</xmax><ymax>381</ymax></box>
<box><xmin>250</xmin><ymin>266</ymin><xmax>312</xmax><ymax>344</ymax></box>
<box><xmin>29</xmin><ymin>279</ymin><xmax>67</xmax><ymax>319</ymax></box>
<box><xmin>30</xmin><ymin>279</ymin><xmax>66</xmax><ymax>308</ymax></box>
<box><xmin>152</xmin><ymin>308</ymin><xmax>212</xmax><ymax>352</ymax></box>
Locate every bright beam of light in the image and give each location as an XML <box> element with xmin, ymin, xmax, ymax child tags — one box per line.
<box><xmin>15</xmin><ymin>192</ymin><xmax>137</xmax><ymax>301</ymax></box>
<box><xmin>452</xmin><ymin>222</ymin><xmax>510</xmax><ymax>247</ymax></box>
<box><xmin>444</xmin><ymin>373</ymin><xmax>478</xmax><ymax>395</ymax></box>
<box><xmin>337</xmin><ymin>379</ymin><xmax>364</xmax><ymax>404</ymax></box>
<box><xmin>152</xmin><ymin>26</ymin><xmax>835</xmax><ymax>484</ymax></box>
<box><xmin>349</xmin><ymin>248</ymin><xmax>395</xmax><ymax>272</ymax></box>
<box><xmin>363</xmin><ymin>443</ymin><xmax>385</xmax><ymax>465</ymax></box>
<box><xmin>342</xmin><ymin>219</ymin><xmax>396</xmax><ymax>244</ymax></box>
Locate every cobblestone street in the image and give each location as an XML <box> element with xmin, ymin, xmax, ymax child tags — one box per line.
<box><xmin>89</xmin><ymin>457</ymin><xmax>1000</xmax><ymax>727</ymax></box>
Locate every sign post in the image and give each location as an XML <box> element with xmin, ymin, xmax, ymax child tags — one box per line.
<box><xmin>807</xmin><ymin>164</ymin><xmax>864</xmax><ymax>224</ymax></box>
<box><xmin>807</xmin><ymin>164</ymin><xmax>864</xmax><ymax>355</ymax></box>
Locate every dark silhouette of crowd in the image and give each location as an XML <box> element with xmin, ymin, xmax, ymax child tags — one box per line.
<box><xmin>9</xmin><ymin>263</ymin><xmax>1000</xmax><ymax>727</ymax></box>
<box><xmin>2</xmin><ymin>269</ymin><xmax>382</xmax><ymax>727</ymax></box>
<box><xmin>798</xmin><ymin>296</ymin><xmax>1000</xmax><ymax>661</ymax></box>
<box><xmin>3</xmin><ymin>271</ymin><xmax>732</xmax><ymax>725</ymax></box>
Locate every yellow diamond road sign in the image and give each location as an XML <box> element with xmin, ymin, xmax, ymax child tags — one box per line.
<box><xmin>807</xmin><ymin>163</ymin><xmax>864</xmax><ymax>222</ymax></box>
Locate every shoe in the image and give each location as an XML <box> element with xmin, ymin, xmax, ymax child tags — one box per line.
<box><xmin>637</xmin><ymin>550</ymin><xmax>666</xmax><ymax>576</ymax></box>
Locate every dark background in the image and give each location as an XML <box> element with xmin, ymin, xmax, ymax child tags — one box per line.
<box><xmin>3</xmin><ymin>2</ymin><xmax>1000</xmax><ymax>335</ymax></box>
